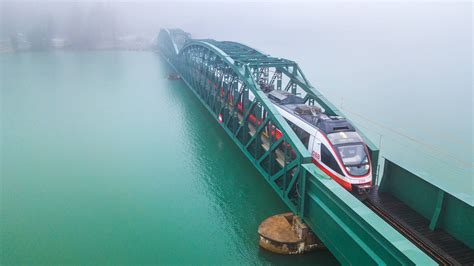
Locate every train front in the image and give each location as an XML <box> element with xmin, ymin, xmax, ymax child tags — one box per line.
<box><xmin>327</xmin><ymin>130</ymin><xmax>373</xmax><ymax>193</ymax></box>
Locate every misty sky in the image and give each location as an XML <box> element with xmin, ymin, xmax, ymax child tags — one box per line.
<box><xmin>1</xmin><ymin>0</ymin><xmax>472</xmax><ymax>165</ymax></box>
<box><xmin>1</xmin><ymin>1</ymin><xmax>471</xmax><ymax>118</ymax></box>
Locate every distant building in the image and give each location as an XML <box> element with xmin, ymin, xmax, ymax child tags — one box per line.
<box><xmin>116</xmin><ymin>35</ymin><xmax>153</xmax><ymax>50</ymax></box>
<box><xmin>51</xmin><ymin>37</ymin><xmax>67</xmax><ymax>49</ymax></box>
<box><xmin>0</xmin><ymin>38</ymin><xmax>13</xmax><ymax>53</ymax></box>
<box><xmin>13</xmin><ymin>33</ymin><xmax>31</xmax><ymax>51</ymax></box>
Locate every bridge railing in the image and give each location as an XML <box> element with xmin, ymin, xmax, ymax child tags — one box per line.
<box><xmin>302</xmin><ymin>163</ymin><xmax>435</xmax><ymax>265</ymax></box>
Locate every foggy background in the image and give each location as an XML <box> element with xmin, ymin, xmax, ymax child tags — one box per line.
<box><xmin>1</xmin><ymin>0</ymin><xmax>472</xmax><ymax>180</ymax></box>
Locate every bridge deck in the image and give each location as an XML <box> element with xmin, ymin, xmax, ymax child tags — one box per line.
<box><xmin>365</xmin><ymin>188</ymin><xmax>474</xmax><ymax>265</ymax></box>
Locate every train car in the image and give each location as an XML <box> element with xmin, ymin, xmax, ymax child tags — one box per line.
<box><xmin>265</xmin><ymin>90</ymin><xmax>373</xmax><ymax>193</ymax></box>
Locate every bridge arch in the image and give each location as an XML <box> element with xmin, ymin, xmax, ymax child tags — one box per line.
<box><xmin>179</xmin><ymin>40</ymin><xmax>311</xmax><ymax>154</ymax></box>
<box><xmin>176</xmin><ymin>39</ymin><xmax>313</xmax><ymax>215</ymax></box>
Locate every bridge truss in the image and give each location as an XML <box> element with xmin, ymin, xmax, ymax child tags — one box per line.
<box><xmin>157</xmin><ymin>29</ymin><xmax>434</xmax><ymax>265</ymax></box>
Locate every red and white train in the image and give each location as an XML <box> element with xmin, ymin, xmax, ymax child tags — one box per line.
<box><xmin>239</xmin><ymin>89</ymin><xmax>373</xmax><ymax>193</ymax></box>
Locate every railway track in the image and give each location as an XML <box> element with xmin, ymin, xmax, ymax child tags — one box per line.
<box><xmin>363</xmin><ymin>198</ymin><xmax>454</xmax><ymax>265</ymax></box>
<box><xmin>359</xmin><ymin>188</ymin><xmax>474</xmax><ymax>266</ymax></box>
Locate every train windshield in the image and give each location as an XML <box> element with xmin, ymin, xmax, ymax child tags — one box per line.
<box><xmin>327</xmin><ymin>132</ymin><xmax>370</xmax><ymax>176</ymax></box>
<box><xmin>336</xmin><ymin>144</ymin><xmax>369</xmax><ymax>176</ymax></box>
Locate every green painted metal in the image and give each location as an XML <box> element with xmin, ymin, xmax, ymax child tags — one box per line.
<box><xmin>429</xmin><ymin>190</ymin><xmax>445</xmax><ymax>231</ymax></box>
<box><xmin>381</xmin><ymin>160</ymin><xmax>474</xmax><ymax>248</ymax></box>
<box><xmin>438</xmin><ymin>194</ymin><xmax>474</xmax><ymax>249</ymax></box>
<box><xmin>157</xmin><ymin>29</ymin><xmax>436</xmax><ymax>264</ymax></box>
<box><xmin>199</xmin><ymin>37</ymin><xmax>381</xmax><ymax>179</ymax></box>
<box><xmin>303</xmin><ymin>164</ymin><xmax>435</xmax><ymax>265</ymax></box>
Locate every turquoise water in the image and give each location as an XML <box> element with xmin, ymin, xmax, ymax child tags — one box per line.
<box><xmin>0</xmin><ymin>51</ymin><xmax>337</xmax><ymax>264</ymax></box>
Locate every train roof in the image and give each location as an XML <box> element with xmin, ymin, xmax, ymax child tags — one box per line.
<box><xmin>267</xmin><ymin>90</ymin><xmax>355</xmax><ymax>135</ymax></box>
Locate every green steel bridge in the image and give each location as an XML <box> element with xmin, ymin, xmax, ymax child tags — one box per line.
<box><xmin>157</xmin><ymin>29</ymin><xmax>473</xmax><ymax>265</ymax></box>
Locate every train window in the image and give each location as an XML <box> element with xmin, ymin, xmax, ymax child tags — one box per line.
<box><xmin>321</xmin><ymin>145</ymin><xmax>344</xmax><ymax>175</ymax></box>
<box><xmin>285</xmin><ymin>119</ymin><xmax>310</xmax><ymax>146</ymax></box>
<box><xmin>298</xmin><ymin>130</ymin><xmax>310</xmax><ymax>146</ymax></box>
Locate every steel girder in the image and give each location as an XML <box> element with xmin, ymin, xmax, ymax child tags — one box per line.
<box><xmin>193</xmin><ymin>37</ymin><xmax>380</xmax><ymax>178</ymax></box>
<box><xmin>176</xmin><ymin>41</ymin><xmax>312</xmax><ymax>216</ymax></box>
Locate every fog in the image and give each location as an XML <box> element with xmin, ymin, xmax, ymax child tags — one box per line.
<box><xmin>2</xmin><ymin>1</ymin><xmax>471</xmax><ymax>52</ymax></box>
<box><xmin>1</xmin><ymin>0</ymin><xmax>472</xmax><ymax>165</ymax></box>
